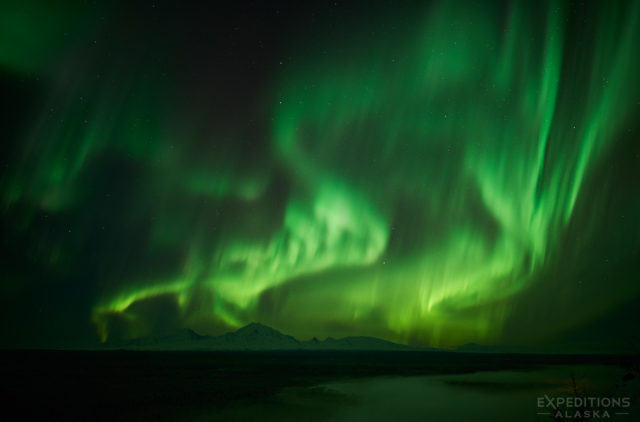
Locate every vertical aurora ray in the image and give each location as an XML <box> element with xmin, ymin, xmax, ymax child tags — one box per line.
<box><xmin>1</xmin><ymin>0</ymin><xmax>638</xmax><ymax>349</ymax></box>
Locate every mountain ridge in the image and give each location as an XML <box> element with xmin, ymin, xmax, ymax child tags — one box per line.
<box><xmin>108</xmin><ymin>323</ymin><xmax>426</xmax><ymax>351</ymax></box>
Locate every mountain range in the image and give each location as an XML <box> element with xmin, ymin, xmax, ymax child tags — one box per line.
<box><xmin>108</xmin><ymin>323</ymin><xmax>426</xmax><ymax>351</ymax></box>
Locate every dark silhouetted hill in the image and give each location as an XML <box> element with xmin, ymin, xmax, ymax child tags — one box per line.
<box><xmin>111</xmin><ymin>323</ymin><xmax>423</xmax><ymax>351</ymax></box>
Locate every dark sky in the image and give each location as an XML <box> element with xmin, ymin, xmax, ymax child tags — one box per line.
<box><xmin>1</xmin><ymin>0</ymin><xmax>639</xmax><ymax>352</ymax></box>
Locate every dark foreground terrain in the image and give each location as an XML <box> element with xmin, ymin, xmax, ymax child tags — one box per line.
<box><xmin>1</xmin><ymin>350</ymin><xmax>638</xmax><ymax>421</ymax></box>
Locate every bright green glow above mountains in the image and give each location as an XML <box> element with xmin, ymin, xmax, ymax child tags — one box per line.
<box><xmin>1</xmin><ymin>0</ymin><xmax>639</xmax><ymax>350</ymax></box>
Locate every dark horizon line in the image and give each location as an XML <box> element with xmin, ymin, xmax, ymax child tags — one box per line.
<box><xmin>3</xmin><ymin>321</ymin><xmax>638</xmax><ymax>356</ymax></box>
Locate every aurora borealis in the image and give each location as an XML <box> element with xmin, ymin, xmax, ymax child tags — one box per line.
<box><xmin>1</xmin><ymin>0</ymin><xmax>639</xmax><ymax>351</ymax></box>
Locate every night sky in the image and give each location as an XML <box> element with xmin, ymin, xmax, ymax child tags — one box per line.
<box><xmin>1</xmin><ymin>0</ymin><xmax>639</xmax><ymax>352</ymax></box>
